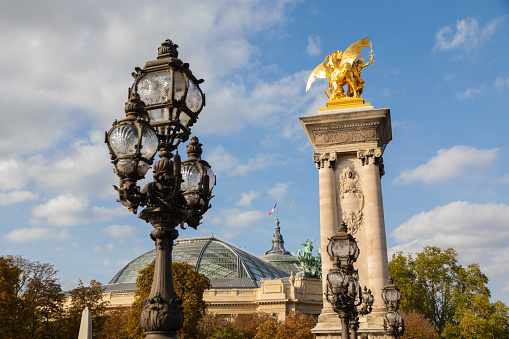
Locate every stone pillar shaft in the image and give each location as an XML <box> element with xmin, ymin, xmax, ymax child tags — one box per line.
<box><xmin>315</xmin><ymin>152</ymin><xmax>338</xmax><ymax>314</ymax></box>
<box><xmin>358</xmin><ymin>149</ymin><xmax>389</xmax><ymax>313</ymax></box>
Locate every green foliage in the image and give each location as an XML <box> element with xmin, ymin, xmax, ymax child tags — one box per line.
<box><xmin>209</xmin><ymin>322</ymin><xmax>245</xmax><ymax>339</ymax></box>
<box><xmin>124</xmin><ymin>262</ymin><xmax>211</xmax><ymax>339</ymax></box>
<box><xmin>390</xmin><ymin>246</ymin><xmax>509</xmax><ymax>338</ymax></box>
<box><xmin>174</xmin><ymin>261</ymin><xmax>212</xmax><ymax>338</ymax></box>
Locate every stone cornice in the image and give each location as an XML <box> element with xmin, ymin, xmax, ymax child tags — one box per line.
<box><xmin>300</xmin><ymin>108</ymin><xmax>391</xmax><ymax>154</ymax></box>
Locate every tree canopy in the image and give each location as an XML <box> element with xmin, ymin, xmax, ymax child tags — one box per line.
<box><xmin>0</xmin><ymin>255</ymin><xmax>63</xmax><ymax>338</ymax></box>
<box><xmin>0</xmin><ymin>255</ymin><xmax>109</xmax><ymax>339</ymax></box>
<box><xmin>123</xmin><ymin>262</ymin><xmax>211</xmax><ymax>339</ymax></box>
<box><xmin>389</xmin><ymin>246</ymin><xmax>509</xmax><ymax>338</ymax></box>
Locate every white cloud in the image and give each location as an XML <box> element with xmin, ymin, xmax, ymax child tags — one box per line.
<box><xmin>0</xmin><ymin>0</ymin><xmax>298</xmax><ymax>159</ymax></box>
<box><xmin>28</xmin><ymin>132</ymin><xmax>116</xmax><ymax>197</ymax></box>
<box><xmin>433</xmin><ymin>16</ymin><xmax>506</xmax><ymax>53</ymax></box>
<box><xmin>221</xmin><ymin>209</ymin><xmax>266</xmax><ymax>228</ymax></box>
<box><xmin>390</xmin><ymin>201</ymin><xmax>509</xmax><ymax>279</ymax></box>
<box><xmin>268</xmin><ymin>183</ymin><xmax>290</xmax><ymax>200</ymax></box>
<box><xmin>495</xmin><ymin>77</ymin><xmax>509</xmax><ymax>89</ymax></box>
<box><xmin>194</xmin><ymin>70</ymin><xmax>316</xmax><ymax>137</ymax></box>
<box><xmin>31</xmin><ymin>194</ymin><xmax>127</xmax><ymax>226</ymax></box>
<box><xmin>456</xmin><ymin>87</ymin><xmax>486</xmax><ymax>101</ymax></box>
<box><xmin>0</xmin><ymin>159</ymin><xmax>30</xmax><ymax>190</ymax></box>
<box><xmin>0</xmin><ymin>191</ymin><xmax>38</xmax><ymax>205</ymax></box>
<box><xmin>394</xmin><ymin>145</ymin><xmax>498</xmax><ymax>185</ymax></box>
<box><xmin>235</xmin><ymin>191</ymin><xmax>260</xmax><ymax>207</ymax></box>
<box><xmin>103</xmin><ymin>224</ymin><xmax>138</xmax><ymax>238</ymax></box>
<box><xmin>4</xmin><ymin>227</ymin><xmax>68</xmax><ymax>243</ymax></box>
<box><xmin>209</xmin><ymin>209</ymin><xmax>266</xmax><ymax>238</ymax></box>
<box><xmin>0</xmin><ymin>132</ymin><xmax>116</xmax><ymax>199</ymax></box>
<box><xmin>306</xmin><ymin>35</ymin><xmax>322</xmax><ymax>56</ymax></box>
<box><xmin>457</xmin><ymin>77</ymin><xmax>509</xmax><ymax>101</ymax></box>
<box><xmin>207</xmin><ymin>145</ymin><xmax>281</xmax><ymax>177</ymax></box>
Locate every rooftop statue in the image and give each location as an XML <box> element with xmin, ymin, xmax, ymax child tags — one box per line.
<box><xmin>306</xmin><ymin>38</ymin><xmax>374</xmax><ymax>102</ymax></box>
<box><xmin>297</xmin><ymin>238</ymin><xmax>322</xmax><ymax>279</ymax></box>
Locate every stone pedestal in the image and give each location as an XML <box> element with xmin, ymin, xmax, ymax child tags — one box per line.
<box><xmin>300</xmin><ymin>107</ymin><xmax>392</xmax><ymax>337</ymax></box>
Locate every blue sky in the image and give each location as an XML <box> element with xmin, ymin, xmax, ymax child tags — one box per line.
<box><xmin>1</xmin><ymin>0</ymin><xmax>509</xmax><ymax>303</ymax></box>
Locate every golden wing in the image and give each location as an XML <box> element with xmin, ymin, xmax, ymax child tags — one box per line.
<box><xmin>339</xmin><ymin>37</ymin><xmax>371</xmax><ymax>68</ymax></box>
<box><xmin>306</xmin><ymin>61</ymin><xmax>332</xmax><ymax>92</ymax></box>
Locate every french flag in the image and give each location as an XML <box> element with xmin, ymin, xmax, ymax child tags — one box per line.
<box><xmin>269</xmin><ymin>203</ymin><xmax>277</xmax><ymax>215</ymax></box>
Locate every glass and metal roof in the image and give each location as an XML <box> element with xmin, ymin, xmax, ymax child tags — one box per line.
<box><xmin>109</xmin><ymin>236</ymin><xmax>289</xmax><ymax>286</ymax></box>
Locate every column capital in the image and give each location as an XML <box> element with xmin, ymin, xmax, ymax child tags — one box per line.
<box><xmin>357</xmin><ymin>148</ymin><xmax>385</xmax><ymax>176</ymax></box>
<box><xmin>313</xmin><ymin>152</ymin><xmax>337</xmax><ymax>169</ymax></box>
<box><xmin>357</xmin><ymin>148</ymin><xmax>382</xmax><ymax>166</ymax></box>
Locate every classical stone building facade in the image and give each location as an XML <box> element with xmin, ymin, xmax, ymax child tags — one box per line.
<box><xmin>103</xmin><ymin>227</ymin><xmax>322</xmax><ymax>320</ymax></box>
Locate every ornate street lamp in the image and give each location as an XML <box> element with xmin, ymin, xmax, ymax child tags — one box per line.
<box><xmin>326</xmin><ymin>222</ymin><xmax>374</xmax><ymax>339</ymax></box>
<box><xmin>327</xmin><ymin>222</ymin><xmax>360</xmax><ymax>268</ymax></box>
<box><xmin>382</xmin><ymin>278</ymin><xmax>404</xmax><ymax>338</ymax></box>
<box><xmin>106</xmin><ymin>39</ymin><xmax>214</xmax><ymax>339</ymax></box>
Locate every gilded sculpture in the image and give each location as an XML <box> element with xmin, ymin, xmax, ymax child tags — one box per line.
<box><xmin>306</xmin><ymin>38</ymin><xmax>374</xmax><ymax>103</ymax></box>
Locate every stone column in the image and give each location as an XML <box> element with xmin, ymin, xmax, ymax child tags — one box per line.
<box><xmin>313</xmin><ymin>152</ymin><xmax>339</xmax><ymax>316</ymax></box>
<box><xmin>300</xmin><ymin>107</ymin><xmax>392</xmax><ymax>338</ymax></box>
<box><xmin>357</xmin><ymin>148</ymin><xmax>389</xmax><ymax>314</ymax></box>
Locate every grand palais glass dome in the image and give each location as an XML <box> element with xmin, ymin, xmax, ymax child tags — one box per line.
<box><xmin>109</xmin><ymin>237</ymin><xmax>289</xmax><ymax>288</ymax></box>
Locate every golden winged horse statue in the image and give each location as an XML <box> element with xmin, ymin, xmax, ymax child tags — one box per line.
<box><xmin>306</xmin><ymin>38</ymin><xmax>374</xmax><ymax>102</ymax></box>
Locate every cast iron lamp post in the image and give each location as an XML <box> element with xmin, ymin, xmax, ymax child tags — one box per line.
<box><xmin>326</xmin><ymin>222</ymin><xmax>374</xmax><ymax>339</ymax></box>
<box><xmin>106</xmin><ymin>39</ymin><xmax>215</xmax><ymax>339</ymax></box>
<box><xmin>382</xmin><ymin>278</ymin><xmax>404</xmax><ymax>338</ymax></box>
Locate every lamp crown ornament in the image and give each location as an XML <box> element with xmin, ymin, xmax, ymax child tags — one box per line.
<box><xmin>124</xmin><ymin>91</ymin><xmax>146</xmax><ymax>118</ymax></box>
<box><xmin>105</xmin><ymin>38</ymin><xmax>214</xmax><ymax>339</ymax></box>
<box><xmin>158</xmin><ymin>39</ymin><xmax>179</xmax><ymax>58</ymax></box>
<box><xmin>186</xmin><ymin>136</ymin><xmax>203</xmax><ymax>160</ymax></box>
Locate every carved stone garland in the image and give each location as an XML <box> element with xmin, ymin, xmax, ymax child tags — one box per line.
<box><xmin>339</xmin><ymin>167</ymin><xmax>364</xmax><ymax>234</ymax></box>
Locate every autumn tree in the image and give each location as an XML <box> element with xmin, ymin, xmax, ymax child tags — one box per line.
<box><xmin>0</xmin><ymin>255</ymin><xmax>64</xmax><ymax>339</ymax></box>
<box><xmin>234</xmin><ymin>312</ymin><xmax>277</xmax><ymax>339</ymax></box>
<box><xmin>0</xmin><ymin>255</ymin><xmax>22</xmax><ymax>339</ymax></box>
<box><xmin>124</xmin><ymin>262</ymin><xmax>211</xmax><ymax>339</ymax></box>
<box><xmin>400</xmin><ymin>311</ymin><xmax>437</xmax><ymax>339</ymax></box>
<box><xmin>95</xmin><ymin>306</ymin><xmax>131</xmax><ymax>339</ymax></box>
<box><xmin>390</xmin><ymin>246</ymin><xmax>509</xmax><ymax>337</ymax></box>
<box><xmin>251</xmin><ymin>312</ymin><xmax>316</xmax><ymax>339</ymax></box>
<box><xmin>275</xmin><ymin>311</ymin><xmax>317</xmax><ymax>339</ymax></box>
<box><xmin>61</xmin><ymin>279</ymin><xmax>108</xmax><ymax>338</ymax></box>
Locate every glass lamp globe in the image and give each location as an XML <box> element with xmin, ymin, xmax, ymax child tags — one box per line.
<box><xmin>327</xmin><ymin>222</ymin><xmax>360</xmax><ymax>266</ymax></box>
<box><xmin>382</xmin><ymin>277</ymin><xmax>402</xmax><ymax>311</ymax></box>
<box><xmin>328</xmin><ymin>270</ymin><xmax>348</xmax><ymax>295</ymax></box>
<box><xmin>107</xmin><ymin>93</ymin><xmax>158</xmax><ymax>180</ymax></box>
<box><xmin>132</xmin><ymin>39</ymin><xmax>205</xmax><ymax>147</ymax></box>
